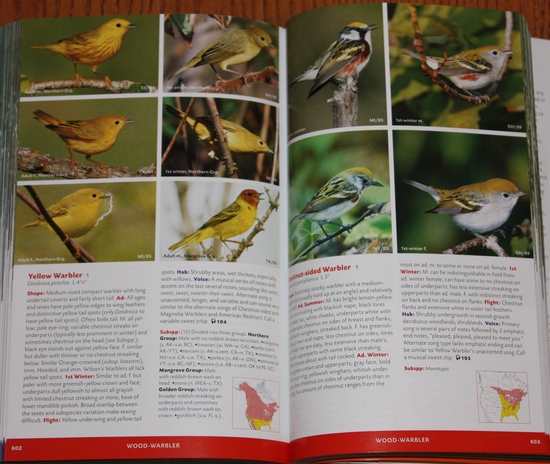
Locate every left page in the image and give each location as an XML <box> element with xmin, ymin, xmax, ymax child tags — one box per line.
<box><xmin>2</xmin><ymin>13</ymin><xmax>288</xmax><ymax>463</ymax></box>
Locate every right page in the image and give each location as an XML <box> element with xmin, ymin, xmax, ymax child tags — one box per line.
<box><xmin>286</xmin><ymin>3</ymin><xmax>549</xmax><ymax>462</ymax></box>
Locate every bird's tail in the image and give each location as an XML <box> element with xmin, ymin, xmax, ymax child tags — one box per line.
<box><xmin>403</xmin><ymin>179</ymin><xmax>441</xmax><ymax>201</ymax></box>
<box><xmin>33</xmin><ymin>109</ymin><xmax>62</xmax><ymax>126</ymax></box>
<box><xmin>169</xmin><ymin>230</ymin><xmax>206</xmax><ymax>253</ymax></box>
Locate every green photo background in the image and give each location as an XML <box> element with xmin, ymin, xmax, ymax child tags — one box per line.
<box><xmin>21</xmin><ymin>15</ymin><xmax>159</xmax><ymax>95</ymax></box>
<box><xmin>394</xmin><ymin>130</ymin><xmax>531</xmax><ymax>256</ymax></box>
<box><xmin>15</xmin><ymin>182</ymin><xmax>156</xmax><ymax>263</ymax></box>
<box><xmin>18</xmin><ymin>98</ymin><xmax>158</xmax><ymax>178</ymax></box>
<box><xmin>289</xmin><ymin>130</ymin><xmax>391</xmax><ymax>262</ymax></box>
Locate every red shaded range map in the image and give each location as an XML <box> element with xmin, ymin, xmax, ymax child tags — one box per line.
<box><xmin>238</xmin><ymin>381</ymin><xmax>279</xmax><ymax>430</ymax></box>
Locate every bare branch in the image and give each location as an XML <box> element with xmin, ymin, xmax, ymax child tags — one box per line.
<box><xmin>171</xmin><ymin>67</ymin><xmax>279</xmax><ymax>93</ymax></box>
<box><xmin>206</xmin><ymin>98</ymin><xmax>238</xmax><ymax>178</ymax></box>
<box><xmin>442</xmin><ymin>223</ymin><xmax>531</xmax><ymax>256</ymax></box>
<box><xmin>26</xmin><ymin>76</ymin><xmax>157</xmax><ymax>95</ymax></box>
<box><xmin>291</xmin><ymin>202</ymin><xmax>388</xmax><ymax>266</ymax></box>
<box><xmin>18</xmin><ymin>147</ymin><xmax>156</xmax><ymax>179</ymax></box>
<box><xmin>229</xmin><ymin>189</ymin><xmax>279</xmax><ymax>262</ymax></box>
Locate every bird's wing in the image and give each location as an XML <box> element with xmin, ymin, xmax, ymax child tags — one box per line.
<box><xmin>199</xmin><ymin>201</ymin><xmax>241</xmax><ymax>229</ymax></box>
<box><xmin>57</xmin><ymin>29</ymin><xmax>99</xmax><ymax>46</ymax></box>
<box><xmin>45</xmin><ymin>202</ymin><xmax>70</xmax><ymax>219</ymax></box>
<box><xmin>199</xmin><ymin>32</ymin><xmax>247</xmax><ymax>64</ymax></box>
<box><xmin>48</xmin><ymin>121</ymin><xmax>99</xmax><ymax>142</ymax></box>
<box><xmin>444</xmin><ymin>56</ymin><xmax>491</xmax><ymax>75</ymax></box>
<box><xmin>308</xmin><ymin>40</ymin><xmax>363</xmax><ymax>95</ymax></box>
<box><xmin>301</xmin><ymin>178</ymin><xmax>359</xmax><ymax>214</ymax></box>
<box><xmin>430</xmin><ymin>190</ymin><xmax>485</xmax><ymax>215</ymax></box>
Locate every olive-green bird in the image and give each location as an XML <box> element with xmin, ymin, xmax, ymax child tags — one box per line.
<box><xmin>165</xmin><ymin>104</ymin><xmax>273</xmax><ymax>158</ymax></box>
<box><xmin>168</xmin><ymin>27</ymin><xmax>274</xmax><ymax>80</ymax></box>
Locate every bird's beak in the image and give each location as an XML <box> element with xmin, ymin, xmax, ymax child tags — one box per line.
<box><xmin>128</xmin><ymin>24</ymin><xmax>138</xmax><ymax>29</ymax></box>
<box><xmin>126</xmin><ymin>120</ymin><xmax>136</xmax><ymax>124</ymax></box>
<box><xmin>256</xmin><ymin>192</ymin><xmax>263</xmax><ymax>200</ymax></box>
<box><xmin>503</xmin><ymin>50</ymin><xmax>513</xmax><ymax>56</ymax></box>
<box><xmin>101</xmin><ymin>192</ymin><xmax>112</xmax><ymax>199</ymax></box>
<box><xmin>367</xmin><ymin>24</ymin><xmax>378</xmax><ymax>32</ymax></box>
<box><xmin>372</xmin><ymin>179</ymin><xmax>383</xmax><ymax>187</ymax></box>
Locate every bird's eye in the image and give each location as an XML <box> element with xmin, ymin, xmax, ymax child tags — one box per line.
<box><xmin>503</xmin><ymin>192</ymin><xmax>510</xmax><ymax>198</ymax></box>
<box><xmin>116</xmin><ymin>23</ymin><xmax>122</xmax><ymax>28</ymax></box>
<box><xmin>259</xmin><ymin>141</ymin><xmax>265</xmax><ymax>146</ymax></box>
<box><xmin>115</xmin><ymin>121</ymin><xmax>120</xmax><ymax>125</ymax></box>
<box><xmin>492</xmin><ymin>50</ymin><xmax>498</xmax><ymax>56</ymax></box>
<box><xmin>92</xmin><ymin>194</ymin><xmax>97</xmax><ymax>198</ymax></box>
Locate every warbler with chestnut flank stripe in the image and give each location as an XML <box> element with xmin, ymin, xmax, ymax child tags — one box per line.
<box><xmin>291</xmin><ymin>167</ymin><xmax>383</xmax><ymax>236</ymax></box>
<box><xmin>403</xmin><ymin>178</ymin><xmax>525</xmax><ymax>235</ymax></box>
<box><xmin>169</xmin><ymin>189</ymin><xmax>262</xmax><ymax>254</ymax></box>
<box><xmin>33</xmin><ymin>18</ymin><xmax>137</xmax><ymax>84</ymax></box>
<box><xmin>290</xmin><ymin>22</ymin><xmax>377</xmax><ymax>98</ymax></box>
<box><xmin>33</xmin><ymin>109</ymin><xmax>135</xmax><ymax>171</ymax></box>
<box><xmin>168</xmin><ymin>27</ymin><xmax>274</xmax><ymax>80</ymax></box>
<box><xmin>400</xmin><ymin>46</ymin><xmax>512</xmax><ymax>93</ymax></box>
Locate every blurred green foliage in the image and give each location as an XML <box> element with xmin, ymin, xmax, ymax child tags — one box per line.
<box><xmin>289</xmin><ymin>131</ymin><xmax>391</xmax><ymax>262</ymax></box>
<box><xmin>394</xmin><ymin>130</ymin><xmax>532</xmax><ymax>256</ymax></box>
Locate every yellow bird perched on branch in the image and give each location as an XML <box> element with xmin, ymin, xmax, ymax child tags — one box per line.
<box><xmin>33</xmin><ymin>109</ymin><xmax>135</xmax><ymax>170</ymax></box>
<box><xmin>165</xmin><ymin>104</ymin><xmax>272</xmax><ymax>158</ymax></box>
<box><xmin>33</xmin><ymin>18</ymin><xmax>137</xmax><ymax>84</ymax></box>
<box><xmin>169</xmin><ymin>189</ymin><xmax>262</xmax><ymax>254</ymax></box>
<box><xmin>168</xmin><ymin>27</ymin><xmax>274</xmax><ymax>80</ymax></box>
<box><xmin>24</xmin><ymin>188</ymin><xmax>111</xmax><ymax>238</ymax></box>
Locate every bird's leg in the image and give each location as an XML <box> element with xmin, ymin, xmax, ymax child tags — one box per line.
<box><xmin>92</xmin><ymin>65</ymin><xmax>112</xmax><ymax>87</ymax></box>
<box><xmin>66</xmin><ymin>145</ymin><xmax>76</xmax><ymax>168</ymax></box>
<box><xmin>209</xmin><ymin>64</ymin><xmax>225</xmax><ymax>81</ymax></box>
<box><xmin>85</xmin><ymin>155</ymin><xmax>111</xmax><ymax>176</ymax></box>
<box><xmin>73</xmin><ymin>62</ymin><xmax>82</xmax><ymax>85</ymax></box>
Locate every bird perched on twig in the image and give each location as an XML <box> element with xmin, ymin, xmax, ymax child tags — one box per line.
<box><xmin>165</xmin><ymin>104</ymin><xmax>272</xmax><ymax>158</ymax></box>
<box><xmin>33</xmin><ymin>109</ymin><xmax>135</xmax><ymax>171</ymax></box>
<box><xmin>291</xmin><ymin>167</ymin><xmax>383</xmax><ymax>235</ymax></box>
<box><xmin>290</xmin><ymin>22</ymin><xmax>377</xmax><ymax>98</ymax></box>
<box><xmin>32</xmin><ymin>18</ymin><xmax>137</xmax><ymax>84</ymax></box>
<box><xmin>168</xmin><ymin>27</ymin><xmax>274</xmax><ymax>80</ymax></box>
<box><xmin>403</xmin><ymin>178</ymin><xmax>525</xmax><ymax>235</ymax></box>
<box><xmin>169</xmin><ymin>189</ymin><xmax>262</xmax><ymax>254</ymax></box>
<box><xmin>24</xmin><ymin>188</ymin><xmax>111</xmax><ymax>238</ymax></box>
<box><xmin>400</xmin><ymin>46</ymin><xmax>512</xmax><ymax>93</ymax></box>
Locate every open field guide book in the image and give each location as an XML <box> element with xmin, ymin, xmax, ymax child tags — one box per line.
<box><xmin>0</xmin><ymin>3</ymin><xmax>549</xmax><ymax>463</ymax></box>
